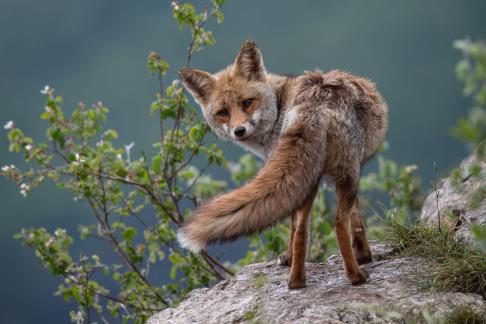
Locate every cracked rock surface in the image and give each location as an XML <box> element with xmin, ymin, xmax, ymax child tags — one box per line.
<box><xmin>148</xmin><ymin>241</ymin><xmax>486</xmax><ymax>323</ymax></box>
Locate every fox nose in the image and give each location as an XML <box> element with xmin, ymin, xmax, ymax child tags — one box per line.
<box><xmin>234</xmin><ymin>126</ymin><xmax>246</xmax><ymax>138</ymax></box>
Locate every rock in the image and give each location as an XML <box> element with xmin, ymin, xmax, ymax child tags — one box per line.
<box><xmin>148</xmin><ymin>152</ymin><xmax>486</xmax><ymax>323</ymax></box>
<box><xmin>147</xmin><ymin>241</ymin><xmax>486</xmax><ymax>323</ymax></box>
<box><xmin>420</xmin><ymin>152</ymin><xmax>486</xmax><ymax>240</ymax></box>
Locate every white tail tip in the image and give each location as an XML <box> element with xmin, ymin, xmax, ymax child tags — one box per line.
<box><xmin>177</xmin><ymin>229</ymin><xmax>204</xmax><ymax>253</ymax></box>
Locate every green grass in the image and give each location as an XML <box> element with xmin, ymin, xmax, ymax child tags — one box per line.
<box><xmin>241</xmin><ymin>305</ymin><xmax>262</xmax><ymax>323</ymax></box>
<box><xmin>386</xmin><ymin>221</ymin><xmax>486</xmax><ymax>298</ymax></box>
<box><xmin>242</xmin><ymin>308</ymin><xmax>259</xmax><ymax>321</ymax></box>
<box><xmin>251</xmin><ymin>272</ymin><xmax>269</xmax><ymax>289</ymax></box>
<box><xmin>445</xmin><ymin>305</ymin><xmax>486</xmax><ymax>324</ymax></box>
<box><xmin>468</xmin><ymin>187</ymin><xmax>486</xmax><ymax>209</ymax></box>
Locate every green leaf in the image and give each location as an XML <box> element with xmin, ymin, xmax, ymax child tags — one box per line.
<box><xmin>151</xmin><ymin>155</ymin><xmax>163</xmax><ymax>173</ymax></box>
<box><xmin>122</xmin><ymin>227</ymin><xmax>137</xmax><ymax>243</ymax></box>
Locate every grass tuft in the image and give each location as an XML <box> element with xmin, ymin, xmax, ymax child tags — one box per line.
<box><xmin>251</xmin><ymin>272</ymin><xmax>269</xmax><ymax>289</ymax></box>
<box><xmin>445</xmin><ymin>305</ymin><xmax>486</xmax><ymax>324</ymax></box>
<box><xmin>241</xmin><ymin>305</ymin><xmax>262</xmax><ymax>323</ymax></box>
<box><xmin>386</xmin><ymin>221</ymin><xmax>486</xmax><ymax>298</ymax></box>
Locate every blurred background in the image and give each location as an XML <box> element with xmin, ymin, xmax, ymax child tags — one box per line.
<box><xmin>1</xmin><ymin>0</ymin><xmax>485</xmax><ymax>322</ymax></box>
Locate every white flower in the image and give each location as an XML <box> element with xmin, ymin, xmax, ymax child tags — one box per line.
<box><xmin>54</xmin><ymin>229</ymin><xmax>66</xmax><ymax>237</ymax></box>
<box><xmin>44</xmin><ymin>106</ymin><xmax>51</xmax><ymax>113</ymax></box>
<box><xmin>93</xmin><ymin>101</ymin><xmax>103</xmax><ymax>108</ymax></box>
<box><xmin>20</xmin><ymin>183</ymin><xmax>30</xmax><ymax>190</ymax></box>
<box><xmin>40</xmin><ymin>85</ymin><xmax>51</xmax><ymax>95</ymax></box>
<box><xmin>116</xmin><ymin>154</ymin><xmax>123</xmax><ymax>160</ymax></box>
<box><xmin>19</xmin><ymin>183</ymin><xmax>31</xmax><ymax>198</ymax></box>
<box><xmin>74</xmin><ymin>153</ymin><xmax>86</xmax><ymax>163</ymax></box>
<box><xmin>45</xmin><ymin>237</ymin><xmax>54</xmax><ymax>248</ymax></box>
<box><xmin>125</xmin><ymin>142</ymin><xmax>135</xmax><ymax>163</ymax></box>
<box><xmin>4</xmin><ymin>121</ymin><xmax>14</xmax><ymax>130</ymax></box>
<box><xmin>405</xmin><ymin>165</ymin><xmax>418</xmax><ymax>173</ymax></box>
<box><xmin>171</xmin><ymin>1</ymin><xmax>180</xmax><ymax>10</ymax></box>
<box><xmin>96</xmin><ymin>140</ymin><xmax>104</xmax><ymax>147</ymax></box>
<box><xmin>1</xmin><ymin>164</ymin><xmax>14</xmax><ymax>172</ymax></box>
<box><xmin>72</xmin><ymin>310</ymin><xmax>84</xmax><ymax>324</ymax></box>
<box><xmin>25</xmin><ymin>144</ymin><xmax>32</xmax><ymax>151</ymax></box>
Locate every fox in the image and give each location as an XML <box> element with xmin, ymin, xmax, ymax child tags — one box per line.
<box><xmin>178</xmin><ymin>40</ymin><xmax>388</xmax><ymax>289</ymax></box>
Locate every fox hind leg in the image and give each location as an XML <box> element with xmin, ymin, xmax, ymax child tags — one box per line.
<box><xmin>350</xmin><ymin>199</ymin><xmax>373</xmax><ymax>265</ymax></box>
<box><xmin>288</xmin><ymin>187</ymin><xmax>318</xmax><ymax>289</ymax></box>
<box><xmin>334</xmin><ymin>176</ymin><xmax>369</xmax><ymax>285</ymax></box>
<box><xmin>278</xmin><ymin>214</ymin><xmax>296</xmax><ymax>267</ymax></box>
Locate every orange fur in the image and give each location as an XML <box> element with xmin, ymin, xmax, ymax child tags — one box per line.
<box><xmin>178</xmin><ymin>41</ymin><xmax>388</xmax><ymax>288</ymax></box>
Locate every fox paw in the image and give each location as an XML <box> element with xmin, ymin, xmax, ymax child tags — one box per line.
<box><xmin>347</xmin><ymin>267</ymin><xmax>369</xmax><ymax>285</ymax></box>
<box><xmin>277</xmin><ymin>250</ymin><xmax>292</xmax><ymax>267</ymax></box>
<box><xmin>288</xmin><ymin>279</ymin><xmax>306</xmax><ymax>289</ymax></box>
<box><xmin>355</xmin><ymin>252</ymin><xmax>373</xmax><ymax>265</ymax></box>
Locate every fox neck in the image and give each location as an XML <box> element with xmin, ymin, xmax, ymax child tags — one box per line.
<box><xmin>235</xmin><ymin>74</ymin><xmax>293</xmax><ymax>160</ymax></box>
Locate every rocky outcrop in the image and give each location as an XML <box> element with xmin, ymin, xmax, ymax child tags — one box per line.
<box><xmin>149</xmin><ymin>152</ymin><xmax>486</xmax><ymax>323</ymax></box>
<box><xmin>148</xmin><ymin>241</ymin><xmax>486</xmax><ymax>323</ymax></box>
<box><xmin>420</xmin><ymin>152</ymin><xmax>486</xmax><ymax>240</ymax></box>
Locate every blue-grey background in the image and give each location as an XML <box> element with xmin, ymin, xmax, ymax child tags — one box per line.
<box><xmin>1</xmin><ymin>0</ymin><xmax>485</xmax><ymax>322</ymax></box>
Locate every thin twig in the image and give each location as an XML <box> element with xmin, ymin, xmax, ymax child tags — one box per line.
<box><xmin>85</xmin><ymin>197</ymin><xmax>169</xmax><ymax>306</ymax></box>
<box><xmin>186</xmin><ymin>6</ymin><xmax>210</xmax><ymax>68</ymax></box>
<box><xmin>83</xmin><ymin>269</ymin><xmax>91</xmax><ymax>324</ymax></box>
<box><xmin>157</xmin><ymin>72</ymin><xmax>165</xmax><ymax>145</ymax></box>
<box><xmin>170</xmin><ymin>134</ymin><xmax>206</xmax><ymax>180</ymax></box>
<box><xmin>200</xmin><ymin>250</ymin><xmax>234</xmax><ymax>276</ymax></box>
<box><xmin>183</xmin><ymin>163</ymin><xmax>210</xmax><ymax>195</ymax></box>
<box><xmin>433</xmin><ymin>162</ymin><xmax>441</xmax><ymax>232</ymax></box>
<box><xmin>121</xmin><ymin>197</ymin><xmax>149</xmax><ymax>229</ymax></box>
<box><xmin>61</xmin><ymin>272</ymin><xmax>163</xmax><ymax>312</ymax></box>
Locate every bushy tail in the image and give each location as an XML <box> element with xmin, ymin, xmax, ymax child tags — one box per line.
<box><xmin>177</xmin><ymin>105</ymin><xmax>326</xmax><ymax>252</ymax></box>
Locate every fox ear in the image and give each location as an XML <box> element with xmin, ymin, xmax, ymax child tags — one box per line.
<box><xmin>234</xmin><ymin>41</ymin><xmax>266</xmax><ymax>81</ymax></box>
<box><xmin>179</xmin><ymin>68</ymin><xmax>215</xmax><ymax>105</ymax></box>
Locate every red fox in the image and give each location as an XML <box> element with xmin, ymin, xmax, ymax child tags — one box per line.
<box><xmin>178</xmin><ymin>41</ymin><xmax>388</xmax><ymax>289</ymax></box>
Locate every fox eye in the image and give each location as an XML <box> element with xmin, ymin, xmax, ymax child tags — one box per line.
<box><xmin>242</xmin><ymin>98</ymin><xmax>254</xmax><ymax>110</ymax></box>
<box><xmin>217</xmin><ymin>109</ymin><xmax>229</xmax><ymax>117</ymax></box>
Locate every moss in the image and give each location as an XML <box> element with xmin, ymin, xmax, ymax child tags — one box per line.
<box><xmin>241</xmin><ymin>305</ymin><xmax>262</xmax><ymax>323</ymax></box>
<box><xmin>385</xmin><ymin>221</ymin><xmax>486</xmax><ymax>298</ymax></box>
<box><xmin>251</xmin><ymin>272</ymin><xmax>269</xmax><ymax>289</ymax></box>
<box><xmin>445</xmin><ymin>305</ymin><xmax>486</xmax><ymax>324</ymax></box>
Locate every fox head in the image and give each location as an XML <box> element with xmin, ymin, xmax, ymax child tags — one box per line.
<box><xmin>179</xmin><ymin>41</ymin><xmax>278</xmax><ymax>143</ymax></box>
